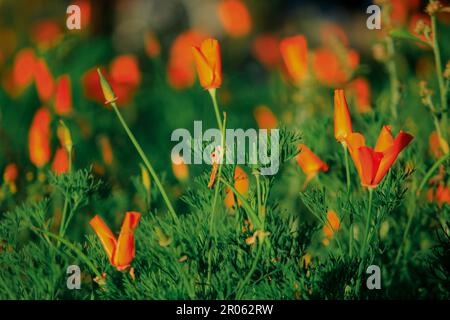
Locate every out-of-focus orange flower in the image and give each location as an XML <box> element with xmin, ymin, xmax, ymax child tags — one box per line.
<box><xmin>12</xmin><ymin>48</ymin><xmax>36</xmax><ymax>90</ymax></box>
<box><xmin>52</xmin><ymin>147</ymin><xmax>69</xmax><ymax>175</ymax></box>
<box><xmin>34</xmin><ymin>59</ymin><xmax>54</xmax><ymax>103</ymax></box>
<box><xmin>296</xmin><ymin>144</ymin><xmax>328</xmax><ymax>185</ymax></box>
<box><xmin>346</xmin><ymin>126</ymin><xmax>414</xmax><ymax>188</ymax></box>
<box><xmin>82</xmin><ymin>67</ymin><xmax>106</xmax><ymax>103</ymax></box>
<box><xmin>217</xmin><ymin>0</ymin><xmax>252</xmax><ymax>38</ymax></box>
<box><xmin>145</xmin><ymin>32</ymin><xmax>161</xmax><ymax>58</ymax></box>
<box><xmin>55</xmin><ymin>75</ymin><xmax>72</xmax><ymax>116</ymax></box>
<box><xmin>312</xmin><ymin>47</ymin><xmax>359</xmax><ymax>87</ymax></box>
<box><xmin>172</xmin><ymin>155</ymin><xmax>189</xmax><ymax>182</ymax></box>
<box><xmin>437</xmin><ymin>185</ymin><xmax>449</xmax><ymax>206</ymax></box>
<box><xmin>320</xmin><ymin>23</ymin><xmax>349</xmax><ymax>47</ymax></box>
<box><xmin>334</xmin><ymin>89</ymin><xmax>353</xmax><ymax>143</ymax></box>
<box><xmin>428</xmin><ymin>184</ymin><xmax>450</xmax><ymax>207</ymax></box>
<box><xmin>109</xmin><ymin>55</ymin><xmax>141</xmax><ymax>105</ymax></box>
<box><xmin>31</xmin><ymin>20</ymin><xmax>62</xmax><ymax>48</ymax></box>
<box><xmin>280</xmin><ymin>35</ymin><xmax>308</xmax><ymax>84</ymax></box>
<box><xmin>3</xmin><ymin>163</ymin><xmax>18</xmax><ymax>184</ymax></box>
<box><xmin>429</xmin><ymin>131</ymin><xmax>449</xmax><ymax>159</ymax></box>
<box><xmin>168</xmin><ymin>30</ymin><xmax>208</xmax><ymax>89</ymax></box>
<box><xmin>323</xmin><ymin>210</ymin><xmax>340</xmax><ymax>238</ymax></box>
<box><xmin>89</xmin><ymin>212</ymin><xmax>141</xmax><ymax>271</ymax></box>
<box><xmin>110</xmin><ymin>55</ymin><xmax>141</xmax><ymax>88</ymax></box>
<box><xmin>29</xmin><ymin>108</ymin><xmax>52</xmax><ymax>168</ymax></box>
<box><xmin>98</xmin><ymin>135</ymin><xmax>114</xmax><ymax>166</ymax></box>
<box><xmin>192</xmin><ymin>38</ymin><xmax>222</xmax><ymax>90</ymax></box>
<box><xmin>254</xmin><ymin>105</ymin><xmax>277</xmax><ymax>130</ymax></box>
<box><xmin>347</xmin><ymin>78</ymin><xmax>372</xmax><ymax>113</ymax></box>
<box><xmin>224</xmin><ymin>166</ymin><xmax>249</xmax><ymax>209</ymax></box>
<box><xmin>252</xmin><ymin>34</ymin><xmax>280</xmax><ymax>69</ymax></box>
<box><xmin>390</xmin><ymin>0</ymin><xmax>421</xmax><ymax>27</ymax></box>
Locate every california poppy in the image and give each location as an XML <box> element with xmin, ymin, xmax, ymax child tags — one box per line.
<box><xmin>109</xmin><ymin>55</ymin><xmax>141</xmax><ymax>105</ymax></box>
<box><xmin>3</xmin><ymin>163</ymin><xmax>18</xmax><ymax>184</ymax></box>
<box><xmin>52</xmin><ymin>147</ymin><xmax>69</xmax><ymax>175</ymax></box>
<box><xmin>55</xmin><ymin>75</ymin><xmax>72</xmax><ymax>116</ymax></box>
<box><xmin>312</xmin><ymin>47</ymin><xmax>359</xmax><ymax>87</ymax></box>
<box><xmin>192</xmin><ymin>38</ymin><xmax>222</xmax><ymax>90</ymax></box>
<box><xmin>428</xmin><ymin>184</ymin><xmax>450</xmax><ymax>207</ymax></box>
<box><xmin>145</xmin><ymin>32</ymin><xmax>161</xmax><ymax>58</ymax></box>
<box><xmin>280</xmin><ymin>35</ymin><xmax>308</xmax><ymax>84</ymax></box>
<box><xmin>168</xmin><ymin>30</ymin><xmax>208</xmax><ymax>89</ymax></box>
<box><xmin>347</xmin><ymin>78</ymin><xmax>372</xmax><ymax>113</ymax></box>
<box><xmin>89</xmin><ymin>212</ymin><xmax>141</xmax><ymax>271</ymax></box>
<box><xmin>29</xmin><ymin>108</ymin><xmax>51</xmax><ymax>168</ymax></box>
<box><xmin>323</xmin><ymin>210</ymin><xmax>340</xmax><ymax>238</ymax></box>
<box><xmin>429</xmin><ymin>131</ymin><xmax>449</xmax><ymax>159</ymax></box>
<box><xmin>334</xmin><ymin>89</ymin><xmax>353</xmax><ymax>143</ymax></box>
<box><xmin>171</xmin><ymin>155</ymin><xmax>189</xmax><ymax>182</ymax></box>
<box><xmin>12</xmin><ymin>48</ymin><xmax>36</xmax><ymax>90</ymax></box>
<box><xmin>254</xmin><ymin>105</ymin><xmax>277</xmax><ymax>130</ymax></box>
<box><xmin>296</xmin><ymin>144</ymin><xmax>329</xmax><ymax>186</ymax></box>
<box><xmin>224</xmin><ymin>166</ymin><xmax>249</xmax><ymax>209</ymax></box>
<box><xmin>31</xmin><ymin>20</ymin><xmax>62</xmax><ymax>48</ymax></box>
<box><xmin>345</xmin><ymin>126</ymin><xmax>414</xmax><ymax>188</ymax></box>
<box><xmin>252</xmin><ymin>34</ymin><xmax>280</xmax><ymax>69</ymax></box>
<box><xmin>217</xmin><ymin>0</ymin><xmax>252</xmax><ymax>38</ymax></box>
<box><xmin>34</xmin><ymin>58</ymin><xmax>54</xmax><ymax>102</ymax></box>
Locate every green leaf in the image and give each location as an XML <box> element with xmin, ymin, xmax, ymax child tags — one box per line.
<box><xmin>389</xmin><ymin>29</ymin><xmax>430</xmax><ymax>46</ymax></box>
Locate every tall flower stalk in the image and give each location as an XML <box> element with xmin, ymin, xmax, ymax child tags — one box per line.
<box><xmin>97</xmin><ymin>69</ymin><xmax>179</xmax><ymax>225</ymax></box>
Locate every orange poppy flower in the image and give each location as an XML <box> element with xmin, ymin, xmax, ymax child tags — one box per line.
<box><xmin>296</xmin><ymin>144</ymin><xmax>329</xmax><ymax>185</ymax></box>
<box><xmin>3</xmin><ymin>163</ymin><xmax>18</xmax><ymax>184</ymax></box>
<box><xmin>31</xmin><ymin>20</ymin><xmax>62</xmax><ymax>48</ymax></box>
<box><xmin>89</xmin><ymin>212</ymin><xmax>141</xmax><ymax>271</ymax></box>
<box><xmin>28</xmin><ymin>108</ymin><xmax>52</xmax><ymax>168</ymax></box>
<box><xmin>323</xmin><ymin>210</ymin><xmax>340</xmax><ymax>238</ymax></box>
<box><xmin>224</xmin><ymin>166</ymin><xmax>249</xmax><ymax>209</ymax></box>
<box><xmin>312</xmin><ymin>47</ymin><xmax>359</xmax><ymax>87</ymax></box>
<box><xmin>254</xmin><ymin>105</ymin><xmax>277</xmax><ymax>130</ymax></box>
<box><xmin>334</xmin><ymin>89</ymin><xmax>353</xmax><ymax>143</ymax></box>
<box><xmin>98</xmin><ymin>135</ymin><xmax>114</xmax><ymax>166</ymax></box>
<box><xmin>217</xmin><ymin>0</ymin><xmax>252</xmax><ymax>38</ymax></box>
<box><xmin>171</xmin><ymin>155</ymin><xmax>189</xmax><ymax>182</ymax></box>
<box><xmin>252</xmin><ymin>34</ymin><xmax>280</xmax><ymax>69</ymax></box>
<box><xmin>109</xmin><ymin>55</ymin><xmax>141</xmax><ymax>105</ymax></box>
<box><xmin>167</xmin><ymin>30</ymin><xmax>208</xmax><ymax>89</ymax></box>
<box><xmin>347</xmin><ymin>78</ymin><xmax>372</xmax><ymax>113</ymax></box>
<box><xmin>433</xmin><ymin>184</ymin><xmax>450</xmax><ymax>207</ymax></box>
<box><xmin>429</xmin><ymin>131</ymin><xmax>449</xmax><ymax>159</ymax></box>
<box><xmin>345</xmin><ymin>126</ymin><xmax>414</xmax><ymax>188</ymax></box>
<box><xmin>55</xmin><ymin>75</ymin><xmax>72</xmax><ymax>116</ymax></box>
<box><xmin>280</xmin><ymin>35</ymin><xmax>308</xmax><ymax>84</ymax></box>
<box><xmin>34</xmin><ymin>58</ymin><xmax>54</xmax><ymax>102</ymax></box>
<box><xmin>82</xmin><ymin>67</ymin><xmax>106</xmax><ymax>103</ymax></box>
<box><xmin>145</xmin><ymin>32</ymin><xmax>161</xmax><ymax>58</ymax></box>
<box><xmin>12</xmin><ymin>48</ymin><xmax>36</xmax><ymax>90</ymax></box>
<box><xmin>52</xmin><ymin>147</ymin><xmax>69</xmax><ymax>175</ymax></box>
<box><xmin>192</xmin><ymin>38</ymin><xmax>222</xmax><ymax>90</ymax></box>
<box><xmin>320</xmin><ymin>23</ymin><xmax>349</xmax><ymax>47</ymax></box>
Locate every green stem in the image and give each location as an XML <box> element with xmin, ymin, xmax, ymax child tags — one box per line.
<box><xmin>36</xmin><ymin>228</ymin><xmax>102</xmax><ymax>279</ymax></box>
<box><xmin>417</xmin><ymin>152</ymin><xmax>449</xmax><ymax>194</ymax></box>
<box><xmin>343</xmin><ymin>144</ymin><xmax>351</xmax><ymax>196</ymax></box>
<box><xmin>386</xmin><ymin>36</ymin><xmax>400</xmax><ymax>122</ymax></box>
<box><xmin>209</xmin><ymin>89</ymin><xmax>223</xmax><ymax>132</ymax></box>
<box><xmin>356</xmin><ymin>188</ymin><xmax>374</xmax><ymax>295</ymax></box>
<box><xmin>110</xmin><ymin>102</ymin><xmax>179</xmax><ymax>225</ymax></box>
<box><xmin>236</xmin><ymin>239</ymin><xmax>263</xmax><ymax>299</ymax></box>
<box><xmin>431</xmin><ymin>15</ymin><xmax>448</xmax><ymax>140</ymax></box>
